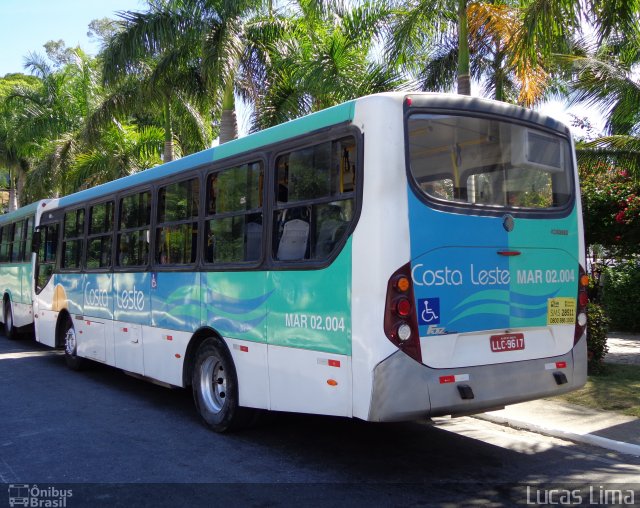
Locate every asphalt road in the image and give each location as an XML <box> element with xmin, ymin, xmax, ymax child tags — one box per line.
<box><xmin>1</xmin><ymin>336</ymin><xmax>639</xmax><ymax>507</ymax></box>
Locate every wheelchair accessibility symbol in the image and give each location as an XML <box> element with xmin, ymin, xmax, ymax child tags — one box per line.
<box><xmin>418</xmin><ymin>298</ymin><xmax>440</xmax><ymax>325</ymax></box>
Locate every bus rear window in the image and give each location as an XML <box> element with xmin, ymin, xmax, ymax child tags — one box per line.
<box><xmin>406</xmin><ymin>113</ymin><xmax>572</xmax><ymax>210</ymax></box>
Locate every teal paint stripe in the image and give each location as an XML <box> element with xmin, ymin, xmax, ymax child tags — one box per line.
<box><xmin>211</xmin><ymin>101</ymin><xmax>356</xmax><ymax>162</ymax></box>
<box><xmin>0</xmin><ymin>200</ymin><xmax>42</xmax><ymax>225</ymax></box>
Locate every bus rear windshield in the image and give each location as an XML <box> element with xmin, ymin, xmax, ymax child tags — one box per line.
<box><xmin>407</xmin><ymin>113</ymin><xmax>573</xmax><ymax>210</ymax></box>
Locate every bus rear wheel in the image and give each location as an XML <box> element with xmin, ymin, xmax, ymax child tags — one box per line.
<box><xmin>192</xmin><ymin>338</ymin><xmax>252</xmax><ymax>432</ymax></box>
<box><xmin>62</xmin><ymin>317</ymin><xmax>85</xmax><ymax>371</ymax></box>
<box><xmin>4</xmin><ymin>301</ymin><xmax>18</xmax><ymax>340</ymax></box>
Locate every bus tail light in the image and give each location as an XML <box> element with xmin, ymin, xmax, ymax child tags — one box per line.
<box><xmin>574</xmin><ymin>265</ymin><xmax>588</xmax><ymax>344</ymax></box>
<box><xmin>384</xmin><ymin>263</ymin><xmax>421</xmax><ymax>362</ymax></box>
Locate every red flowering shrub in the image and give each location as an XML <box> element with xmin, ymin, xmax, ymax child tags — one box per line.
<box><xmin>579</xmin><ymin>162</ymin><xmax>640</xmax><ymax>256</ymax></box>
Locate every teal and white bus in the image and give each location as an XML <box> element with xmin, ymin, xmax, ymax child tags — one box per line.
<box><xmin>29</xmin><ymin>93</ymin><xmax>587</xmax><ymax>431</ymax></box>
<box><xmin>0</xmin><ymin>200</ymin><xmax>48</xmax><ymax>339</ymax></box>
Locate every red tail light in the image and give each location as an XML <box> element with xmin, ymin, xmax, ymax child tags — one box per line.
<box><xmin>574</xmin><ymin>265</ymin><xmax>588</xmax><ymax>344</ymax></box>
<box><xmin>384</xmin><ymin>263</ymin><xmax>421</xmax><ymax>362</ymax></box>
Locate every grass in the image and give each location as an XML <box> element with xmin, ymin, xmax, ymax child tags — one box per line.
<box><xmin>552</xmin><ymin>363</ymin><xmax>640</xmax><ymax>418</ymax></box>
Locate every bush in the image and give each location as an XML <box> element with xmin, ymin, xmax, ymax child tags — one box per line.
<box><xmin>602</xmin><ymin>261</ymin><xmax>640</xmax><ymax>332</ymax></box>
<box><xmin>587</xmin><ymin>302</ymin><xmax>610</xmax><ymax>373</ymax></box>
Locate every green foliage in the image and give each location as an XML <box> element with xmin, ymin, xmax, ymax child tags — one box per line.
<box><xmin>579</xmin><ymin>161</ymin><xmax>640</xmax><ymax>257</ymax></box>
<box><xmin>601</xmin><ymin>261</ymin><xmax>640</xmax><ymax>332</ymax></box>
<box><xmin>586</xmin><ymin>301</ymin><xmax>609</xmax><ymax>372</ymax></box>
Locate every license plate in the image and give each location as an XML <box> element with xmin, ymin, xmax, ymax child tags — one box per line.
<box><xmin>490</xmin><ymin>333</ymin><xmax>525</xmax><ymax>352</ymax></box>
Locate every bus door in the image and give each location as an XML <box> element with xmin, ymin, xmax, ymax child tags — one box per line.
<box><xmin>33</xmin><ymin>223</ymin><xmax>59</xmax><ymax>347</ymax></box>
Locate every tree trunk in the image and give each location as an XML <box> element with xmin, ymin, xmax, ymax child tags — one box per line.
<box><xmin>163</xmin><ymin>98</ymin><xmax>174</xmax><ymax>163</ymax></box>
<box><xmin>8</xmin><ymin>186</ymin><xmax>17</xmax><ymax>212</ymax></box>
<box><xmin>457</xmin><ymin>0</ymin><xmax>471</xmax><ymax>96</ymax></box>
<box><xmin>15</xmin><ymin>167</ymin><xmax>26</xmax><ymax>209</ymax></box>
<box><xmin>219</xmin><ymin>81</ymin><xmax>238</xmax><ymax>145</ymax></box>
<box><xmin>7</xmin><ymin>169</ymin><xmax>17</xmax><ymax>212</ymax></box>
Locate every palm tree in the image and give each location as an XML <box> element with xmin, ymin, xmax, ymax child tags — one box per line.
<box><xmin>65</xmin><ymin>123</ymin><xmax>164</xmax><ymax>193</ymax></box>
<box><xmin>388</xmin><ymin>0</ymin><xmax>475</xmax><ymax>95</ymax></box>
<box><xmin>2</xmin><ymin>53</ymin><xmax>89</xmax><ymax>203</ymax></box>
<box><xmin>246</xmin><ymin>0</ymin><xmax>409</xmax><ymax>130</ymax></box>
<box><xmin>563</xmin><ymin>35</ymin><xmax>640</xmax><ymax>177</ymax></box>
<box><xmin>387</xmin><ymin>0</ymin><xmax>637</xmax><ymax>102</ymax></box>
<box><xmin>94</xmin><ymin>60</ymin><xmax>213</xmax><ymax>162</ymax></box>
<box><xmin>101</xmin><ymin>0</ymin><xmax>271</xmax><ymax>145</ymax></box>
<box><xmin>4</xmin><ymin>50</ymin><xmax>167</xmax><ymax>202</ymax></box>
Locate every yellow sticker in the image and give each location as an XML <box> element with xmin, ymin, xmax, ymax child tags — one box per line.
<box><xmin>547</xmin><ymin>297</ymin><xmax>576</xmax><ymax>325</ymax></box>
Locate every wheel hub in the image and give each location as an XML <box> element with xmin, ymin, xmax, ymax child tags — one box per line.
<box><xmin>65</xmin><ymin>327</ymin><xmax>76</xmax><ymax>355</ymax></box>
<box><xmin>199</xmin><ymin>356</ymin><xmax>227</xmax><ymax>413</ymax></box>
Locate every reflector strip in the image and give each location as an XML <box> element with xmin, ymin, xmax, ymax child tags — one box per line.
<box><xmin>122</xmin><ymin>327</ymin><xmax>128</xmax><ymax>333</ymax></box>
<box><xmin>546</xmin><ymin>361</ymin><xmax>567</xmax><ymax>370</ymax></box>
<box><xmin>439</xmin><ymin>374</ymin><xmax>469</xmax><ymax>384</ymax></box>
<box><xmin>163</xmin><ymin>335</ymin><xmax>173</xmax><ymax>341</ymax></box>
<box><xmin>233</xmin><ymin>344</ymin><xmax>249</xmax><ymax>353</ymax></box>
<box><xmin>317</xmin><ymin>358</ymin><xmax>341</xmax><ymax>368</ymax></box>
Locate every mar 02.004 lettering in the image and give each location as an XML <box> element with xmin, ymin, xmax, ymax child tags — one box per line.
<box><xmin>285</xmin><ymin>313</ymin><xmax>346</xmax><ymax>332</ymax></box>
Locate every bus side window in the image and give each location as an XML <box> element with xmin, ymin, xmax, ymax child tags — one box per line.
<box><xmin>204</xmin><ymin>162</ymin><xmax>264</xmax><ymax>265</ymax></box>
<box><xmin>36</xmin><ymin>224</ymin><xmax>59</xmax><ymax>293</ymax></box>
<box><xmin>87</xmin><ymin>201</ymin><xmax>114</xmax><ymax>270</ymax></box>
<box><xmin>273</xmin><ymin>136</ymin><xmax>356</xmax><ymax>263</ymax></box>
<box><xmin>0</xmin><ymin>225</ymin><xmax>12</xmax><ymax>263</ymax></box>
<box><xmin>118</xmin><ymin>191</ymin><xmax>151</xmax><ymax>268</ymax></box>
<box><xmin>10</xmin><ymin>220</ymin><xmax>24</xmax><ymax>262</ymax></box>
<box><xmin>155</xmin><ymin>178</ymin><xmax>199</xmax><ymax>266</ymax></box>
<box><xmin>23</xmin><ymin>217</ymin><xmax>33</xmax><ymax>262</ymax></box>
<box><xmin>62</xmin><ymin>208</ymin><xmax>85</xmax><ymax>270</ymax></box>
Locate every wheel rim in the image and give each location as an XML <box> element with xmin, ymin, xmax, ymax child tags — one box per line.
<box><xmin>199</xmin><ymin>356</ymin><xmax>227</xmax><ymax>413</ymax></box>
<box><xmin>64</xmin><ymin>326</ymin><xmax>77</xmax><ymax>355</ymax></box>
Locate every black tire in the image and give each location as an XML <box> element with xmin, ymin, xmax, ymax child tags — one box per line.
<box><xmin>192</xmin><ymin>338</ymin><xmax>253</xmax><ymax>432</ymax></box>
<box><xmin>62</xmin><ymin>316</ymin><xmax>85</xmax><ymax>371</ymax></box>
<box><xmin>4</xmin><ymin>300</ymin><xmax>18</xmax><ymax>340</ymax></box>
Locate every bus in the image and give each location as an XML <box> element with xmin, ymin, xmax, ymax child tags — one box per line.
<box><xmin>0</xmin><ymin>200</ymin><xmax>48</xmax><ymax>339</ymax></box>
<box><xmin>28</xmin><ymin>92</ymin><xmax>587</xmax><ymax>431</ymax></box>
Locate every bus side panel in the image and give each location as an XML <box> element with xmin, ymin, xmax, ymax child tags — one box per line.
<box><xmin>266</xmin><ymin>240</ymin><xmax>353</xmax><ymax>416</ymax></box>
<box><xmin>224</xmin><ymin>338</ymin><xmax>270</xmax><ymax>409</ymax></box>
<box><xmin>201</xmin><ymin>271</ymin><xmax>270</xmax><ymax>408</ymax></box>
<box><xmin>349</xmin><ymin>96</ymin><xmax>411</xmax><ymax>421</ymax></box>
<box><xmin>142</xmin><ymin>325</ymin><xmax>192</xmax><ymax>386</ymax></box>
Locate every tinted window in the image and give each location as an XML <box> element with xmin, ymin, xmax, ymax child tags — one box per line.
<box><xmin>62</xmin><ymin>209</ymin><xmax>85</xmax><ymax>269</ymax></box>
<box><xmin>118</xmin><ymin>191</ymin><xmax>151</xmax><ymax>267</ymax></box>
<box><xmin>273</xmin><ymin>137</ymin><xmax>356</xmax><ymax>262</ymax></box>
<box><xmin>156</xmin><ymin>178</ymin><xmax>199</xmax><ymax>266</ymax></box>
<box><xmin>87</xmin><ymin>202</ymin><xmax>114</xmax><ymax>269</ymax></box>
<box><xmin>205</xmin><ymin>162</ymin><xmax>263</xmax><ymax>265</ymax></box>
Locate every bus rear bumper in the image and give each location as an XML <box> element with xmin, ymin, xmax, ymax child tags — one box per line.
<box><xmin>367</xmin><ymin>334</ymin><xmax>587</xmax><ymax>422</ymax></box>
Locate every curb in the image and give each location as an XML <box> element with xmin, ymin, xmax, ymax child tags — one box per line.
<box><xmin>475</xmin><ymin>413</ymin><xmax>640</xmax><ymax>458</ymax></box>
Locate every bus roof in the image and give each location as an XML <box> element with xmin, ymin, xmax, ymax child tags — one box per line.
<box><xmin>0</xmin><ymin>200</ymin><xmax>46</xmax><ymax>225</ymax></box>
<box><xmin>53</xmin><ymin>99</ymin><xmax>356</xmax><ymax>210</ymax></box>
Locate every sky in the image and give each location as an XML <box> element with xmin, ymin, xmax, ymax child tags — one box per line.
<box><xmin>0</xmin><ymin>0</ymin><xmax>603</xmax><ymax>138</ymax></box>
<box><xmin>0</xmin><ymin>0</ymin><xmax>146</xmax><ymax>77</ymax></box>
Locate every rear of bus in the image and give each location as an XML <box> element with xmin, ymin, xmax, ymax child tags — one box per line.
<box><xmin>366</xmin><ymin>94</ymin><xmax>587</xmax><ymax>421</ymax></box>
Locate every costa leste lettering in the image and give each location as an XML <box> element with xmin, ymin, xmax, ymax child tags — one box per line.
<box><xmin>116</xmin><ymin>285</ymin><xmax>145</xmax><ymax>311</ymax></box>
<box><xmin>411</xmin><ymin>265</ymin><xmax>463</xmax><ymax>286</ymax></box>
<box><xmin>412</xmin><ymin>263</ymin><xmax>510</xmax><ymax>287</ymax></box>
<box><xmin>84</xmin><ymin>282</ymin><xmax>109</xmax><ymax>308</ymax></box>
